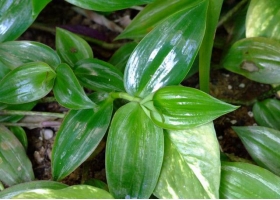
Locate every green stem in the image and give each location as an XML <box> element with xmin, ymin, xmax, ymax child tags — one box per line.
<box><xmin>217</xmin><ymin>0</ymin><xmax>249</xmax><ymax>28</ymax></box>
<box><xmin>0</xmin><ymin>121</ymin><xmax>61</xmax><ymax>128</ymax></box>
<box><xmin>31</xmin><ymin>22</ymin><xmax>124</xmax><ymax>50</ymax></box>
<box><xmin>110</xmin><ymin>92</ymin><xmax>141</xmax><ymax>102</ymax></box>
<box><xmin>0</xmin><ymin>110</ymin><xmax>65</xmax><ymax>118</ymax></box>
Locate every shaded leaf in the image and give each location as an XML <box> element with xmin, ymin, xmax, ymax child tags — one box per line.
<box><xmin>233</xmin><ymin>126</ymin><xmax>280</xmax><ymax>176</ymax></box>
<box><xmin>0</xmin><ymin>62</ymin><xmax>10</xmax><ymax>80</ymax></box>
<box><xmin>9</xmin><ymin>127</ymin><xmax>28</xmax><ymax>150</ymax></box>
<box><xmin>154</xmin><ymin>123</ymin><xmax>220</xmax><ymax>199</ymax></box>
<box><xmin>0</xmin><ymin>62</ymin><xmax>56</xmax><ymax>104</ymax></box>
<box><xmin>53</xmin><ymin>63</ymin><xmax>95</xmax><ymax>109</ymax></box>
<box><xmin>220</xmin><ymin>162</ymin><xmax>280</xmax><ymax>198</ymax></box>
<box><xmin>74</xmin><ymin>58</ymin><xmax>125</xmax><ymax>92</ymax></box>
<box><xmin>222</xmin><ymin>37</ymin><xmax>280</xmax><ymax>84</ymax></box>
<box><xmin>56</xmin><ymin>28</ymin><xmax>93</xmax><ymax>67</ymax></box>
<box><xmin>84</xmin><ymin>179</ymin><xmax>109</xmax><ymax>192</ymax></box>
<box><xmin>31</xmin><ymin>0</ymin><xmax>51</xmax><ymax>19</ymax></box>
<box><xmin>124</xmin><ymin>1</ymin><xmax>207</xmax><ymax>98</ymax></box>
<box><xmin>106</xmin><ymin>102</ymin><xmax>164</xmax><ymax>198</ymax></box>
<box><xmin>0</xmin><ymin>125</ymin><xmax>34</xmax><ymax>186</ymax></box>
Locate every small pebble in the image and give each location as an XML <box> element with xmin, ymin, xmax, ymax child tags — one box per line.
<box><xmin>230</xmin><ymin>120</ymin><xmax>237</xmax><ymax>125</ymax></box>
<box><xmin>34</xmin><ymin>151</ymin><xmax>44</xmax><ymax>164</ymax></box>
<box><xmin>247</xmin><ymin>111</ymin><xmax>254</xmax><ymax>117</ymax></box>
<box><xmin>218</xmin><ymin>135</ymin><xmax>223</xmax><ymax>140</ymax></box>
<box><xmin>239</xmin><ymin>83</ymin><xmax>245</xmax><ymax>88</ymax></box>
<box><xmin>228</xmin><ymin>85</ymin><xmax>232</xmax><ymax>90</ymax></box>
<box><xmin>223</xmin><ymin>73</ymin><xmax>230</xmax><ymax>77</ymax></box>
<box><xmin>41</xmin><ymin>129</ymin><xmax>54</xmax><ymax>140</ymax></box>
<box><xmin>253</xmin><ymin>123</ymin><xmax>258</xmax><ymax>126</ymax></box>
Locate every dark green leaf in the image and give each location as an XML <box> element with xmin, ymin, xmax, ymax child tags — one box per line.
<box><xmin>0</xmin><ymin>62</ymin><xmax>10</xmax><ymax>80</ymax></box>
<box><xmin>253</xmin><ymin>99</ymin><xmax>280</xmax><ymax>131</ymax></box>
<box><xmin>118</xmin><ymin>0</ymin><xmax>204</xmax><ymax>39</ymax></box>
<box><xmin>0</xmin><ymin>62</ymin><xmax>56</xmax><ymax>104</ymax></box>
<box><xmin>0</xmin><ymin>180</ymin><xmax>67</xmax><ymax>199</ymax></box>
<box><xmin>0</xmin><ymin>41</ymin><xmax>61</xmax><ymax>70</ymax></box>
<box><xmin>74</xmin><ymin>58</ymin><xmax>125</xmax><ymax>92</ymax></box>
<box><xmin>124</xmin><ymin>1</ymin><xmax>207</xmax><ymax>98</ymax></box>
<box><xmin>246</xmin><ymin>0</ymin><xmax>280</xmax><ymax>41</ymax></box>
<box><xmin>0</xmin><ymin>125</ymin><xmax>34</xmax><ymax>186</ymax></box>
<box><xmin>106</xmin><ymin>102</ymin><xmax>164</xmax><ymax>198</ymax></box>
<box><xmin>233</xmin><ymin>126</ymin><xmax>280</xmax><ymax>176</ymax></box>
<box><xmin>220</xmin><ymin>162</ymin><xmax>280</xmax><ymax>198</ymax></box>
<box><xmin>84</xmin><ymin>179</ymin><xmax>109</xmax><ymax>192</ymax></box>
<box><xmin>65</xmin><ymin>0</ymin><xmax>153</xmax><ymax>11</ymax></box>
<box><xmin>9</xmin><ymin>127</ymin><xmax>28</xmax><ymax>150</ymax></box>
<box><xmin>13</xmin><ymin>185</ymin><xmax>113</xmax><ymax>199</ymax></box>
<box><xmin>145</xmin><ymin>86</ymin><xmax>237</xmax><ymax>130</ymax></box>
<box><xmin>56</xmin><ymin>28</ymin><xmax>93</xmax><ymax>67</ymax></box>
<box><xmin>154</xmin><ymin>123</ymin><xmax>220</xmax><ymax>198</ymax></box>
<box><xmin>52</xmin><ymin>94</ymin><xmax>113</xmax><ymax>181</ymax></box>
<box><xmin>222</xmin><ymin>37</ymin><xmax>280</xmax><ymax>84</ymax></box>
<box><xmin>31</xmin><ymin>0</ymin><xmax>51</xmax><ymax>19</ymax></box>
<box><xmin>53</xmin><ymin>63</ymin><xmax>95</xmax><ymax>109</ymax></box>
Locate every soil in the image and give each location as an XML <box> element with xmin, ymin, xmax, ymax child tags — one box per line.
<box><xmin>15</xmin><ymin>0</ymin><xmax>271</xmax><ymax>186</ymax></box>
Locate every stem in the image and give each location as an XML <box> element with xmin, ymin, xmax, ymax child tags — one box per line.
<box><xmin>31</xmin><ymin>22</ymin><xmax>124</xmax><ymax>50</ymax></box>
<box><xmin>0</xmin><ymin>121</ymin><xmax>61</xmax><ymax>128</ymax></box>
<box><xmin>110</xmin><ymin>92</ymin><xmax>141</xmax><ymax>102</ymax></box>
<box><xmin>0</xmin><ymin>110</ymin><xmax>65</xmax><ymax>118</ymax></box>
<box><xmin>217</xmin><ymin>0</ymin><xmax>249</xmax><ymax>28</ymax></box>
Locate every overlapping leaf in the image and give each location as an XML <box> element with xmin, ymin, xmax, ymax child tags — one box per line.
<box><xmin>9</xmin><ymin>127</ymin><xmax>28</xmax><ymax>150</ymax></box>
<box><xmin>233</xmin><ymin>126</ymin><xmax>280</xmax><ymax>176</ymax></box>
<box><xmin>0</xmin><ymin>62</ymin><xmax>56</xmax><ymax>104</ymax></box>
<box><xmin>32</xmin><ymin>0</ymin><xmax>52</xmax><ymax>18</ymax></box>
<box><xmin>0</xmin><ymin>62</ymin><xmax>10</xmax><ymax>80</ymax></box>
<box><xmin>53</xmin><ymin>63</ymin><xmax>96</xmax><ymax>109</ymax></box>
<box><xmin>65</xmin><ymin>0</ymin><xmax>153</xmax><ymax>11</ymax></box>
<box><xmin>106</xmin><ymin>102</ymin><xmax>164</xmax><ymax>198</ymax></box>
<box><xmin>0</xmin><ymin>125</ymin><xmax>34</xmax><ymax>186</ymax></box>
<box><xmin>154</xmin><ymin>123</ymin><xmax>220</xmax><ymax>199</ymax></box>
<box><xmin>143</xmin><ymin>86</ymin><xmax>237</xmax><ymax>130</ymax></box>
<box><xmin>0</xmin><ymin>41</ymin><xmax>61</xmax><ymax>70</ymax></box>
<box><xmin>52</xmin><ymin>93</ymin><xmax>113</xmax><ymax>181</ymax></box>
<box><xmin>220</xmin><ymin>162</ymin><xmax>280</xmax><ymax>198</ymax></box>
<box><xmin>74</xmin><ymin>58</ymin><xmax>125</xmax><ymax>92</ymax></box>
<box><xmin>124</xmin><ymin>1</ymin><xmax>207</xmax><ymax>98</ymax></box>
<box><xmin>253</xmin><ymin>99</ymin><xmax>280</xmax><ymax>130</ymax></box>
<box><xmin>56</xmin><ymin>28</ymin><xmax>93</xmax><ymax>67</ymax></box>
<box><xmin>222</xmin><ymin>37</ymin><xmax>280</xmax><ymax>84</ymax></box>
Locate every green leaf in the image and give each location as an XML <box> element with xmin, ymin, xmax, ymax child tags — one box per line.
<box><xmin>53</xmin><ymin>63</ymin><xmax>95</xmax><ymax>109</ymax></box>
<box><xmin>0</xmin><ymin>180</ymin><xmax>67</xmax><ymax>199</ymax></box>
<box><xmin>154</xmin><ymin>122</ymin><xmax>220</xmax><ymax>199</ymax></box>
<box><xmin>118</xmin><ymin>0</ymin><xmax>204</xmax><ymax>39</ymax></box>
<box><xmin>74</xmin><ymin>58</ymin><xmax>125</xmax><ymax>92</ymax></box>
<box><xmin>220</xmin><ymin>162</ymin><xmax>280</xmax><ymax>198</ymax></box>
<box><xmin>222</xmin><ymin>37</ymin><xmax>280</xmax><ymax>84</ymax></box>
<box><xmin>0</xmin><ymin>62</ymin><xmax>56</xmax><ymax>104</ymax></box>
<box><xmin>65</xmin><ymin>0</ymin><xmax>153</xmax><ymax>11</ymax></box>
<box><xmin>31</xmin><ymin>0</ymin><xmax>51</xmax><ymax>19</ymax></box>
<box><xmin>13</xmin><ymin>185</ymin><xmax>113</xmax><ymax>199</ymax></box>
<box><xmin>246</xmin><ymin>0</ymin><xmax>280</xmax><ymax>41</ymax></box>
<box><xmin>9</xmin><ymin>127</ymin><xmax>28</xmax><ymax>150</ymax></box>
<box><xmin>84</xmin><ymin>179</ymin><xmax>109</xmax><ymax>192</ymax></box>
<box><xmin>146</xmin><ymin>86</ymin><xmax>237</xmax><ymax>130</ymax></box>
<box><xmin>253</xmin><ymin>99</ymin><xmax>280</xmax><ymax>131</ymax></box>
<box><xmin>0</xmin><ymin>41</ymin><xmax>61</xmax><ymax>70</ymax></box>
<box><xmin>56</xmin><ymin>28</ymin><xmax>93</xmax><ymax>67</ymax></box>
<box><xmin>233</xmin><ymin>126</ymin><xmax>280</xmax><ymax>176</ymax></box>
<box><xmin>0</xmin><ymin>125</ymin><xmax>34</xmax><ymax>186</ymax></box>
<box><xmin>52</xmin><ymin>93</ymin><xmax>113</xmax><ymax>181</ymax></box>
<box><xmin>108</xmin><ymin>42</ymin><xmax>137</xmax><ymax>72</ymax></box>
<box><xmin>0</xmin><ymin>62</ymin><xmax>10</xmax><ymax>80</ymax></box>
<box><xmin>106</xmin><ymin>102</ymin><xmax>164</xmax><ymax>198</ymax></box>
<box><xmin>124</xmin><ymin>1</ymin><xmax>207</xmax><ymax>98</ymax></box>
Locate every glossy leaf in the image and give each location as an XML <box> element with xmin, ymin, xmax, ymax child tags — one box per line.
<box><xmin>233</xmin><ymin>126</ymin><xmax>280</xmax><ymax>176</ymax></box>
<box><xmin>246</xmin><ymin>0</ymin><xmax>280</xmax><ymax>41</ymax></box>
<box><xmin>154</xmin><ymin>123</ymin><xmax>220</xmax><ymax>199</ymax></box>
<box><xmin>0</xmin><ymin>62</ymin><xmax>56</xmax><ymax>104</ymax></box>
<box><xmin>118</xmin><ymin>0</ymin><xmax>204</xmax><ymax>39</ymax></box>
<box><xmin>53</xmin><ymin>63</ymin><xmax>95</xmax><ymax>109</ymax></box>
<box><xmin>124</xmin><ymin>1</ymin><xmax>207</xmax><ymax>98</ymax></box>
<box><xmin>145</xmin><ymin>86</ymin><xmax>237</xmax><ymax>130</ymax></box>
<box><xmin>52</xmin><ymin>93</ymin><xmax>113</xmax><ymax>181</ymax></box>
<box><xmin>0</xmin><ymin>41</ymin><xmax>61</xmax><ymax>70</ymax></box>
<box><xmin>9</xmin><ymin>127</ymin><xmax>28</xmax><ymax>150</ymax></box>
<box><xmin>65</xmin><ymin>0</ymin><xmax>153</xmax><ymax>11</ymax></box>
<box><xmin>220</xmin><ymin>162</ymin><xmax>280</xmax><ymax>198</ymax></box>
<box><xmin>223</xmin><ymin>37</ymin><xmax>280</xmax><ymax>84</ymax></box>
<box><xmin>108</xmin><ymin>42</ymin><xmax>137</xmax><ymax>72</ymax></box>
<box><xmin>0</xmin><ymin>180</ymin><xmax>67</xmax><ymax>199</ymax></box>
<box><xmin>0</xmin><ymin>62</ymin><xmax>10</xmax><ymax>80</ymax></box>
<box><xmin>106</xmin><ymin>102</ymin><xmax>164</xmax><ymax>198</ymax></box>
<box><xmin>74</xmin><ymin>58</ymin><xmax>125</xmax><ymax>92</ymax></box>
<box><xmin>32</xmin><ymin>0</ymin><xmax>51</xmax><ymax>19</ymax></box>
<box><xmin>56</xmin><ymin>27</ymin><xmax>93</xmax><ymax>67</ymax></box>
<box><xmin>0</xmin><ymin>125</ymin><xmax>34</xmax><ymax>186</ymax></box>
<box><xmin>253</xmin><ymin>99</ymin><xmax>280</xmax><ymax>131</ymax></box>
<box><xmin>13</xmin><ymin>185</ymin><xmax>113</xmax><ymax>199</ymax></box>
